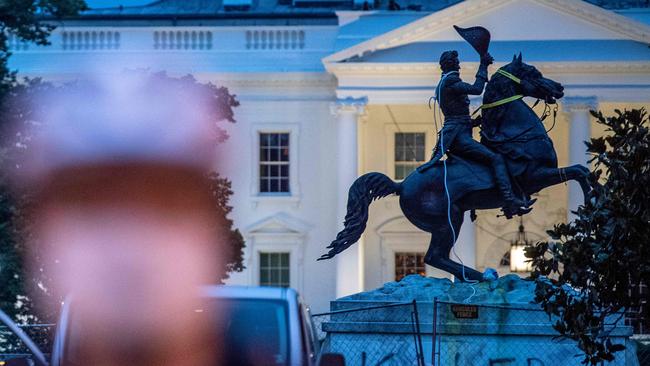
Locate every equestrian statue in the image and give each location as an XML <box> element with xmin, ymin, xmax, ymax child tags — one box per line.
<box><xmin>318</xmin><ymin>26</ymin><xmax>592</xmax><ymax>281</ymax></box>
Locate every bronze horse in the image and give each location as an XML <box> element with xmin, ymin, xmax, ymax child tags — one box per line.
<box><xmin>319</xmin><ymin>54</ymin><xmax>591</xmax><ymax>281</ymax></box>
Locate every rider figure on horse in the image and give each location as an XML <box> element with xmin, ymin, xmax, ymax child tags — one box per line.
<box><xmin>418</xmin><ymin>50</ymin><xmax>532</xmax><ymax>216</ymax></box>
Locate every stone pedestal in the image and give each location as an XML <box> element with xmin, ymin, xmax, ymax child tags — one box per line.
<box><xmin>320</xmin><ymin>275</ymin><xmax>638</xmax><ymax>366</ymax></box>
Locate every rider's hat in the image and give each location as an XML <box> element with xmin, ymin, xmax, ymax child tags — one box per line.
<box><xmin>453</xmin><ymin>25</ymin><xmax>491</xmax><ymax>57</ymax></box>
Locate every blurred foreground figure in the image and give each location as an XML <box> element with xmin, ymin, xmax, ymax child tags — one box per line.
<box><xmin>17</xmin><ymin>73</ymin><xmax>224</xmax><ymax>365</ymax></box>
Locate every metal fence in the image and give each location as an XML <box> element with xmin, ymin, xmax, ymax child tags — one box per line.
<box><xmin>0</xmin><ymin>324</ymin><xmax>55</xmax><ymax>361</ymax></box>
<box><xmin>633</xmin><ymin>336</ymin><xmax>650</xmax><ymax>366</ymax></box>
<box><xmin>311</xmin><ymin>297</ymin><xmax>643</xmax><ymax>366</ymax></box>
<box><xmin>431</xmin><ymin>299</ymin><xmax>636</xmax><ymax>366</ymax></box>
<box><xmin>312</xmin><ymin>301</ymin><xmax>425</xmax><ymax>366</ymax></box>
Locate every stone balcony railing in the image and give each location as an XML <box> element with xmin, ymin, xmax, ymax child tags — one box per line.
<box><xmin>61</xmin><ymin>30</ymin><xmax>121</xmax><ymax>50</ymax></box>
<box><xmin>7</xmin><ymin>27</ymin><xmax>321</xmax><ymax>53</ymax></box>
<box><xmin>7</xmin><ymin>33</ymin><xmax>30</xmax><ymax>51</ymax></box>
<box><xmin>245</xmin><ymin>29</ymin><xmax>306</xmax><ymax>50</ymax></box>
<box><xmin>153</xmin><ymin>30</ymin><xmax>213</xmax><ymax>50</ymax></box>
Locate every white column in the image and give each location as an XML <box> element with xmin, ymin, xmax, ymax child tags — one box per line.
<box><xmin>330</xmin><ymin>97</ymin><xmax>367</xmax><ymax>298</ymax></box>
<box><xmin>563</xmin><ymin>97</ymin><xmax>597</xmax><ymax>221</ymax></box>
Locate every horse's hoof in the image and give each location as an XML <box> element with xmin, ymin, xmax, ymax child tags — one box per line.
<box><xmin>482</xmin><ymin>268</ymin><xmax>499</xmax><ymax>281</ymax></box>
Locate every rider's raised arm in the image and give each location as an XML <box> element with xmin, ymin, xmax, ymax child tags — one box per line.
<box><xmin>447</xmin><ymin>63</ymin><xmax>488</xmax><ymax>95</ymax></box>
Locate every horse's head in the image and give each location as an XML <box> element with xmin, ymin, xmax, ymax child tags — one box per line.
<box><xmin>502</xmin><ymin>53</ymin><xmax>564</xmax><ymax>103</ymax></box>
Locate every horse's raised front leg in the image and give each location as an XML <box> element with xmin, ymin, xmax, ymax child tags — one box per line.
<box><xmin>526</xmin><ymin>164</ymin><xmax>591</xmax><ymax>202</ymax></box>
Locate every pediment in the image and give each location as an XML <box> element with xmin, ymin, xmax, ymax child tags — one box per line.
<box><xmin>245</xmin><ymin>213</ymin><xmax>308</xmax><ymax>236</ymax></box>
<box><xmin>325</xmin><ymin>0</ymin><xmax>650</xmax><ymax>63</ymax></box>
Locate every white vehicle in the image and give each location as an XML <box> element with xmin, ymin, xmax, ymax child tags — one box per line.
<box><xmin>1</xmin><ymin>286</ymin><xmax>344</xmax><ymax>366</ymax></box>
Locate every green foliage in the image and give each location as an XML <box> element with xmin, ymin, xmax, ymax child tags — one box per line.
<box><xmin>0</xmin><ymin>79</ymin><xmax>64</xmax><ymax>322</ymax></box>
<box><xmin>208</xmin><ymin>172</ymin><xmax>245</xmax><ymax>282</ymax></box>
<box><xmin>527</xmin><ymin>108</ymin><xmax>650</xmax><ymax>364</ymax></box>
<box><xmin>0</xmin><ymin>0</ymin><xmax>87</xmax><ymax>95</ymax></box>
<box><xmin>0</xmin><ymin>0</ymin><xmax>87</xmax><ymax>325</ymax></box>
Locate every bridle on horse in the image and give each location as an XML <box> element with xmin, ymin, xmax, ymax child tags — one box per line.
<box><xmin>473</xmin><ymin>68</ymin><xmax>558</xmax><ymax>133</ymax></box>
<box><xmin>472</xmin><ymin>69</ymin><xmax>522</xmax><ymax>117</ymax></box>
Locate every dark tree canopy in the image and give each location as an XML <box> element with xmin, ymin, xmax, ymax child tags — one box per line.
<box><xmin>0</xmin><ymin>1</ymin><xmax>87</xmax><ymax>94</ymax></box>
<box><xmin>0</xmin><ymin>1</ymin><xmax>88</xmax><ymax>327</ymax></box>
<box><xmin>527</xmin><ymin>108</ymin><xmax>650</xmax><ymax>365</ymax></box>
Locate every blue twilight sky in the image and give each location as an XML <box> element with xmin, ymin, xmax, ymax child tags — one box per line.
<box><xmin>84</xmin><ymin>0</ymin><xmax>153</xmax><ymax>8</ymax></box>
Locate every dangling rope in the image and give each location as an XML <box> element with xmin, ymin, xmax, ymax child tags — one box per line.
<box><xmin>430</xmin><ymin>72</ymin><xmax>478</xmax><ymax>303</ymax></box>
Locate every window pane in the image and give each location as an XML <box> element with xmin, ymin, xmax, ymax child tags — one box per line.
<box><xmin>260</xmin><ymin>269</ymin><xmax>269</xmax><ymax>283</ymax></box>
<box><xmin>279</xmin><ymin>133</ymin><xmax>289</xmax><ymax>147</ymax></box>
<box><xmin>269</xmin><ymin>134</ymin><xmax>278</xmax><ymax>147</ymax></box>
<box><xmin>395</xmin><ymin>164</ymin><xmax>405</xmax><ymax>180</ymax></box>
<box><xmin>395</xmin><ymin>252</ymin><xmax>426</xmax><ymax>282</ymax></box>
<box><xmin>260</xmin><ymin>252</ymin><xmax>290</xmax><ymax>288</ymax></box>
<box><xmin>395</xmin><ymin>146</ymin><xmax>405</xmax><ymax>161</ymax></box>
<box><xmin>270</xmin><ymin>148</ymin><xmax>280</xmax><ymax>161</ymax></box>
<box><xmin>260</xmin><ymin>178</ymin><xmax>268</xmax><ymax>193</ymax></box>
<box><xmin>280</xmin><ymin>269</ymin><xmax>289</xmax><ymax>285</ymax></box>
<box><xmin>270</xmin><ymin>179</ymin><xmax>279</xmax><ymax>192</ymax></box>
<box><xmin>395</xmin><ymin>132</ymin><xmax>426</xmax><ymax>179</ymax></box>
<box><xmin>281</xmin><ymin>147</ymin><xmax>289</xmax><ymax>162</ymax></box>
<box><xmin>416</xmin><ymin>133</ymin><xmax>425</xmax><ymax>145</ymax></box>
<box><xmin>405</xmin><ymin>147</ymin><xmax>415</xmax><ymax>161</ymax></box>
<box><xmin>258</xmin><ymin>133</ymin><xmax>291</xmax><ymax>193</ymax></box>
<box><xmin>280</xmin><ymin>179</ymin><xmax>289</xmax><ymax>193</ymax></box>
<box><xmin>270</xmin><ymin>270</ymin><xmax>279</xmax><ymax>284</ymax></box>
<box><xmin>416</xmin><ymin>147</ymin><xmax>425</xmax><ymax>161</ymax></box>
<box><xmin>403</xmin><ymin>165</ymin><xmax>415</xmax><ymax>178</ymax></box>
<box><xmin>395</xmin><ymin>133</ymin><xmax>404</xmax><ymax>146</ymax></box>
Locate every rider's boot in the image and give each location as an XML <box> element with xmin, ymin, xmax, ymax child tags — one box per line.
<box><xmin>491</xmin><ymin>155</ymin><xmax>531</xmax><ymax>218</ymax></box>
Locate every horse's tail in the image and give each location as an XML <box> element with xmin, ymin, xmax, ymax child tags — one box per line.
<box><xmin>318</xmin><ymin>172</ymin><xmax>400</xmax><ymax>261</ymax></box>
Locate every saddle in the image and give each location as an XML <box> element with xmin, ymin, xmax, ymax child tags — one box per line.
<box><xmin>416</xmin><ymin>140</ymin><xmax>534</xmax><ymax>213</ymax></box>
<box><xmin>418</xmin><ymin>154</ymin><xmax>494</xmax><ymax>201</ymax></box>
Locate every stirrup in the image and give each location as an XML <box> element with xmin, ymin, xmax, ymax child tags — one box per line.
<box><xmin>500</xmin><ymin>205</ymin><xmax>533</xmax><ymax>219</ymax></box>
<box><xmin>523</xmin><ymin>197</ymin><xmax>537</xmax><ymax>207</ymax></box>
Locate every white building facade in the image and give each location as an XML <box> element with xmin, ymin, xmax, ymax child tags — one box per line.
<box><xmin>10</xmin><ymin>0</ymin><xmax>650</xmax><ymax>312</ymax></box>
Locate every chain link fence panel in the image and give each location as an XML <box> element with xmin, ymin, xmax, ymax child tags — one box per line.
<box><xmin>0</xmin><ymin>324</ymin><xmax>55</xmax><ymax>361</ymax></box>
<box><xmin>432</xmin><ymin>300</ymin><xmax>637</xmax><ymax>366</ymax></box>
<box><xmin>312</xmin><ymin>301</ymin><xmax>425</xmax><ymax>366</ymax></box>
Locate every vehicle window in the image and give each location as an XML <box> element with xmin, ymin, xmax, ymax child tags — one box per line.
<box><xmin>63</xmin><ymin>299</ymin><xmax>290</xmax><ymax>366</ymax></box>
<box><xmin>210</xmin><ymin>299</ymin><xmax>290</xmax><ymax>366</ymax></box>
<box><xmin>303</xmin><ymin>305</ymin><xmax>320</xmax><ymax>356</ymax></box>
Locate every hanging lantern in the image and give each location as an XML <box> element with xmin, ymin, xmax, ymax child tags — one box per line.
<box><xmin>510</xmin><ymin>218</ymin><xmax>532</xmax><ymax>273</ymax></box>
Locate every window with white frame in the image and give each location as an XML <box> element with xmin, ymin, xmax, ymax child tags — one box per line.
<box><xmin>394</xmin><ymin>132</ymin><xmax>425</xmax><ymax>180</ymax></box>
<box><xmin>394</xmin><ymin>252</ymin><xmax>426</xmax><ymax>281</ymax></box>
<box><xmin>259</xmin><ymin>252</ymin><xmax>290</xmax><ymax>287</ymax></box>
<box><xmin>259</xmin><ymin>133</ymin><xmax>290</xmax><ymax>193</ymax></box>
